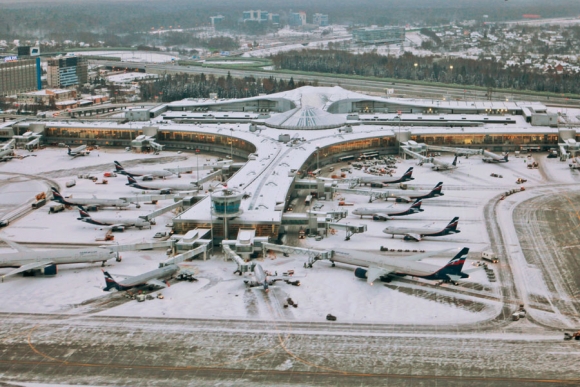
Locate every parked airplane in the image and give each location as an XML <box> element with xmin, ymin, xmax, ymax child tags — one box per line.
<box><xmin>103</xmin><ymin>264</ymin><xmax>179</xmax><ymax>291</ymax></box>
<box><xmin>77</xmin><ymin>207</ymin><xmax>151</xmax><ymax>230</ymax></box>
<box><xmin>382</xmin><ymin>217</ymin><xmax>460</xmax><ymax>241</ymax></box>
<box><xmin>332</xmin><ymin>247</ymin><xmax>472</xmax><ymax>285</ymax></box>
<box><xmin>430</xmin><ymin>155</ymin><xmax>458</xmax><ymax>171</ymax></box>
<box><xmin>482</xmin><ymin>151</ymin><xmax>509</xmax><ymax>163</ymax></box>
<box><xmin>0</xmin><ymin>238</ymin><xmax>118</xmax><ymax>281</ymax></box>
<box><xmin>356</xmin><ymin>167</ymin><xmax>415</xmax><ymax>186</ymax></box>
<box><xmin>51</xmin><ymin>187</ymin><xmax>131</xmax><ymax>209</ymax></box>
<box><xmin>126</xmin><ymin>176</ymin><xmax>198</xmax><ymax>194</ymax></box>
<box><xmin>243</xmin><ymin>264</ymin><xmax>300</xmax><ymax>291</ymax></box>
<box><xmin>346</xmin><ymin>182</ymin><xmax>444</xmax><ymax>203</ymax></box>
<box><xmin>352</xmin><ymin>199</ymin><xmax>423</xmax><ymax>221</ymax></box>
<box><xmin>68</xmin><ymin>144</ymin><xmax>89</xmax><ymax>158</ymax></box>
<box><xmin>114</xmin><ymin>161</ymin><xmax>173</xmax><ymax>179</ymax></box>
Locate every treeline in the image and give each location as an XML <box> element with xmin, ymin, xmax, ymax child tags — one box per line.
<box><xmin>271</xmin><ymin>50</ymin><xmax>580</xmax><ymax>94</ymax></box>
<box><xmin>139</xmin><ymin>72</ymin><xmax>316</xmax><ymax>102</ymax></box>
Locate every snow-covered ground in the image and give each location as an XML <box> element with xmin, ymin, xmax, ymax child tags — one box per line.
<box><xmin>68</xmin><ymin>50</ymin><xmax>178</xmax><ymax>63</ymax></box>
<box><xmin>0</xmin><ymin>147</ymin><xmax>537</xmax><ymax>325</ymax></box>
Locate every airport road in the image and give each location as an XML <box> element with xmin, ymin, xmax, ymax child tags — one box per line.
<box><xmin>513</xmin><ymin>190</ymin><xmax>580</xmax><ymax>327</ymax></box>
<box><xmin>94</xmin><ymin>60</ymin><xmax>580</xmax><ymax>107</ymax></box>
<box><xmin>0</xmin><ymin>313</ymin><xmax>578</xmax><ymax>386</ymax></box>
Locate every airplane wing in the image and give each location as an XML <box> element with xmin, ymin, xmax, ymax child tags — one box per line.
<box><xmin>367</xmin><ymin>265</ymin><xmax>395</xmax><ymax>284</ymax></box>
<box><xmin>2</xmin><ymin>260</ymin><xmax>55</xmax><ymax>278</ymax></box>
<box><xmin>0</xmin><ymin>238</ymin><xmax>34</xmax><ymax>253</ymax></box>
<box><xmin>404</xmin><ymin>233</ymin><xmax>422</xmax><ymax>241</ymax></box>
<box><xmin>146</xmin><ymin>279</ymin><xmax>168</xmax><ymax>288</ymax></box>
<box><xmin>400</xmin><ymin>248</ymin><xmax>455</xmax><ymax>262</ymax></box>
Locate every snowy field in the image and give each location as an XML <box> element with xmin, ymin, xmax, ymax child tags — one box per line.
<box><xmin>68</xmin><ymin>50</ymin><xmax>178</xmax><ymax>63</ymax></box>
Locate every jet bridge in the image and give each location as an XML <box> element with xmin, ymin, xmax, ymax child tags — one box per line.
<box><xmin>222</xmin><ymin>243</ymin><xmax>255</xmax><ymax>274</ymax></box>
<box><xmin>326</xmin><ymin>223</ymin><xmax>367</xmax><ymax>241</ymax></box>
<box><xmin>139</xmin><ymin>200</ymin><xmax>184</xmax><ymax>222</ymax></box>
<box><xmin>260</xmin><ymin>242</ymin><xmax>334</xmax><ymax>268</ymax></box>
<box><xmin>426</xmin><ymin>145</ymin><xmax>483</xmax><ymax>156</ymax></box>
<box><xmin>160</xmin><ymin>244</ymin><xmax>208</xmax><ymax>266</ymax></box>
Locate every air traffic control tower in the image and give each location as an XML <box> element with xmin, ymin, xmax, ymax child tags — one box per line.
<box><xmin>211</xmin><ymin>188</ymin><xmax>244</xmax><ymax>240</ymax></box>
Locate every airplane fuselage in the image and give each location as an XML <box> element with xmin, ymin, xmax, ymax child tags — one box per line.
<box><xmin>114</xmin><ymin>265</ymin><xmax>179</xmax><ymax>290</ymax></box>
<box><xmin>119</xmin><ymin>169</ymin><xmax>173</xmax><ymax>178</ymax></box>
<box><xmin>79</xmin><ymin>216</ymin><xmax>150</xmax><ymax>229</ymax></box>
<box><xmin>62</xmin><ymin>198</ymin><xmax>130</xmax><ymax>208</ymax></box>
<box><xmin>0</xmin><ymin>248</ymin><xmax>115</xmax><ymax>268</ymax></box>
<box><xmin>333</xmin><ymin>255</ymin><xmax>450</xmax><ymax>278</ymax></box>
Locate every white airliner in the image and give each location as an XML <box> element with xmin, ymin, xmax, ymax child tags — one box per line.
<box><xmin>77</xmin><ymin>207</ymin><xmax>151</xmax><ymax>230</ymax></box>
<box><xmin>67</xmin><ymin>144</ymin><xmax>90</xmax><ymax>158</ymax></box>
<box><xmin>331</xmin><ymin>247</ymin><xmax>472</xmax><ymax>285</ymax></box>
<box><xmin>114</xmin><ymin>161</ymin><xmax>174</xmax><ymax>179</ymax></box>
<box><xmin>355</xmin><ymin>167</ymin><xmax>414</xmax><ymax>186</ymax></box>
<box><xmin>103</xmin><ymin>264</ymin><xmax>179</xmax><ymax>291</ymax></box>
<box><xmin>341</xmin><ymin>182</ymin><xmax>444</xmax><ymax>203</ymax></box>
<box><xmin>243</xmin><ymin>264</ymin><xmax>300</xmax><ymax>291</ymax></box>
<box><xmin>382</xmin><ymin>217</ymin><xmax>460</xmax><ymax>241</ymax></box>
<box><xmin>482</xmin><ymin>151</ymin><xmax>509</xmax><ymax>163</ymax></box>
<box><xmin>352</xmin><ymin>199</ymin><xmax>423</xmax><ymax>221</ymax></box>
<box><xmin>430</xmin><ymin>155</ymin><xmax>458</xmax><ymax>171</ymax></box>
<box><xmin>51</xmin><ymin>187</ymin><xmax>131</xmax><ymax>209</ymax></box>
<box><xmin>0</xmin><ymin>238</ymin><xmax>118</xmax><ymax>281</ymax></box>
<box><xmin>126</xmin><ymin>176</ymin><xmax>199</xmax><ymax>194</ymax></box>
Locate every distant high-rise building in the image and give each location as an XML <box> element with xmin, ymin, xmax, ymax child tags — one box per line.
<box><xmin>17</xmin><ymin>46</ymin><xmax>40</xmax><ymax>58</ymax></box>
<box><xmin>242</xmin><ymin>10</ymin><xmax>269</xmax><ymax>23</ymax></box>
<box><xmin>313</xmin><ymin>13</ymin><xmax>329</xmax><ymax>27</ymax></box>
<box><xmin>270</xmin><ymin>13</ymin><xmax>280</xmax><ymax>24</ymax></box>
<box><xmin>352</xmin><ymin>27</ymin><xmax>406</xmax><ymax>45</ymax></box>
<box><xmin>289</xmin><ymin>11</ymin><xmax>307</xmax><ymax>27</ymax></box>
<box><xmin>0</xmin><ymin>57</ymin><xmax>41</xmax><ymax>96</ymax></box>
<box><xmin>47</xmin><ymin>56</ymin><xmax>88</xmax><ymax>88</ymax></box>
<box><xmin>210</xmin><ymin>15</ymin><xmax>225</xmax><ymax>27</ymax></box>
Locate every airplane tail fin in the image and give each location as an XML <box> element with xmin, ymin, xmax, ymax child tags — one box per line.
<box><xmin>50</xmin><ymin>187</ymin><xmax>68</xmax><ymax>204</ymax></box>
<box><xmin>434</xmin><ymin>247</ymin><xmax>469</xmax><ymax>277</ymax></box>
<box><xmin>503</xmin><ymin>153</ymin><xmax>509</xmax><ymax>162</ymax></box>
<box><xmin>103</xmin><ymin>271</ymin><xmax>120</xmax><ymax>291</ymax></box>
<box><xmin>126</xmin><ymin>176</ymin><xmax>137</xmax><ymax>185</ymax></box>
<box><xmin>445</xmin><ymin>217</ymin><xmax>460</xmax><ymax>232</ymax></box>
<box><xmin>402</xmin><ymin>167</ymin><xmax>414</xmax><ymax>181</ymax></box>
<box><xmin>411</xmin><ymin>199</ymin><xmax>423</xmax><ymax>212</ymax></box>
<box><xmin>78</xmin><ymin>206</ymin><xmax>91</xmax><ymax>218</ymax></box>
<box><xmin>67</xmin><ymin>147</ymin><xmax>71</xmax><ymax>155</ymax></box>
<box><xmin>452</xmin><ymin>155</ymin><xmax>458</xmax><ymax>166</ymax></box>
<box><xmin>114</xmin><ymin>161</ymin><xmax>124</xmax><ymax>172</ymax></box>
<box><xmin>428</xmin><ymin>182</ymin><xmax>444</xmax><ymax>197</ymax></box>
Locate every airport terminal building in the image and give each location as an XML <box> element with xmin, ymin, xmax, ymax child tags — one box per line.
<box><xmin>2</xmin><ymin>86</ymin><xmax>576</xmax><ymax>241</ymax></box>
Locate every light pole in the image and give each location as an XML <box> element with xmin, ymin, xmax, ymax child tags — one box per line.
<box><xmin>195</xmin><ymin>148</ymin><xmax>200</xmax><ymax>184</ymax></box>
<box><xmin>315</xmin><ymin>146</ymin><xmax>320</xmax><ymax>170</ymax></box>
<box><xmin>229</xmin><ymin>128</ymin><xmax>233</xmax><ymax>160</ymax></box>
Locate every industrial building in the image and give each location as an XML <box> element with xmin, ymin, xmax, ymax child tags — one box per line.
<box><xmin>210</xmin><ymin>15</ymin><xmax>225</xmax><ymax>27</ymax></box>
<box><xmin>353</xmin><ymin>26</ymin><xmax>406</xmax><ymax>45</ymax></box>
<box><xmin>1</xmin><ymin>86</ymin><xmax>572</xmax><ymax>243</ymax></box>
<box><xmin>313</xmin><ymin>13</ymin><xmax>329</xmax><ymax>27</ymax></box>
<box><xmin>0</xmin><ymin>58</ymin><xmax>41</xmax><ymax>96</ymax></box>
<box><xmin>289</xmin><ymin>11</ymin><xmax>307</xmax><ymax>27</ymax></box>
<box><xmin>242</xmin><ymin>10</ymin><xmax>270</xmax><ymax>23</ymax></box>
<box><xmin>47</xmin><ymin>56</ymin><xmax>88</xmax><ymax>88</ymax></box>
<box><xmin>17</xmin><ymin>88</ymin><xmax>76</xmax><ymax>106</ymax></box>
